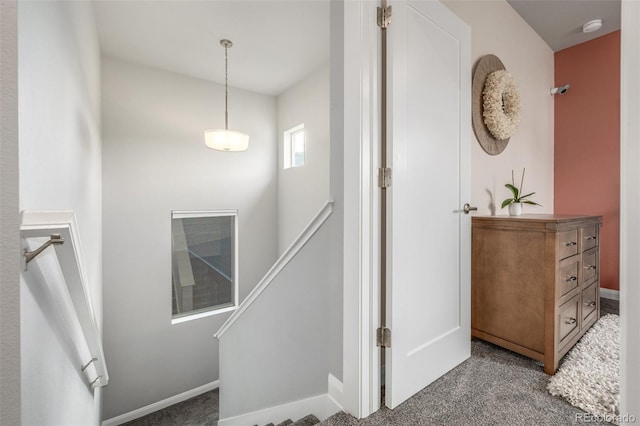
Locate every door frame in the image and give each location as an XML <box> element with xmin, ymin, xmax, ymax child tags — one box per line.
<box><xmin>339</xmin><ymin>0</ymin><xmax>381</xmax><ymax>419</ymax></box>
<box><xmin>620</xmin><ymin>0</ymin><xmax>640</xmax><ymax>418</ymax></box>
<box><xmin>341</xmin><ymin>0</ymin><xmax>471</xmax><ymax>416</ymax></box>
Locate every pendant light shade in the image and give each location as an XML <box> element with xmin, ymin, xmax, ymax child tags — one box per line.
<box><xmin>205</xmin><ymin>39</ymin><xmax>249</xmax><ymax>152</ymax></box>
<box><xmin>204</xmin><ymin>129</ymin><xmax>249</xmax><ymax>151</ymax></box>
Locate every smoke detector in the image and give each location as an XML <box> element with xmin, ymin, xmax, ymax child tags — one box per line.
<box><xmin>583</xmin><ymin>19</ymin><xmax>603</xmax><ymax>33</ymax></box>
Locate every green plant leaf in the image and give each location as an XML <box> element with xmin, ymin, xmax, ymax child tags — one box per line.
<box><xmin>505</xmin><ymin>183</ymin><xmax>519</xmax><ymax>199</ymax></box>
<box><xmin>504</xmin><ymin>169</ymin><xmax>540</xmax><ymax>207</ymax></box>
<box><xmin>501</xmin><ymin>199</ymin><xmax>514</xmax><ymax>209</ymax></box>
<box><xmin>519</xmin><ymin>191</ymin><xmax>535</xmax><ymax>200</ymax></box>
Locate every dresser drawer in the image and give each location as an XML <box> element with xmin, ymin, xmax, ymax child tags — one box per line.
<box><xmin>582</xmin><ymin>225</ymin><xmax>598</xmax><ymax>251</ymax></box>
<box><xmin>558</xmin><ymin>294</ymin><xmax>580</xmax><ymax>348</ymax></box>
<box><xmin>583</xmin><ymin>248</ymin><xmax>598</xmax><ymax>284</ymax></box>
<box><xmin>558</xmin><ymin>230</ymin><xmax>579</xmax><ymax>260</ymax></box>
<box><xmin>581</xmin><ymin>282</ymin><xmax>598</xmax><ymax>321</ymax></box>
<box><xmin>558</xmin><ymin>256</ymin><xmax>580</xmax><ymax>301</ymax></box>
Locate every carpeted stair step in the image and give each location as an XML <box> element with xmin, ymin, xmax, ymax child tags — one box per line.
<box><xmin>262</xmin><ymin>421</ymin><xmax>288</xmax><ymax>426</ymax></box>
<box><xmin>291</xmin><ymin>414</ymin><xmax>320</xmax><ymax>426</ymax></box>
<box><xmin>261</xmin><ymin>414</ymin><xmax>319</xmax><ymax>426</ymax></box>
<box><xmin>262</xmin><ymin>418</ymin><xmax>303</xmax><ymax>426</ymax></box>
<box><xmin>317</xmin><ymin>411</ymin><xmax>359</xmax><ymax>425</ymax></box>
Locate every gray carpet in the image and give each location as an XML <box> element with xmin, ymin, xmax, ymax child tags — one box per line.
<box><xmin>322</xmin><ymin>339</ymin><xmax>586</xmax><ymax>425</ymax></box>
<box><xmin>122</xmin><ymin>388</ymin><xmax>219</xmax><ymax>426</ymax></box>
<box><xmin>121</xmin><ymin>298</ymin><xmax>619</xmax><ymax>426</ymax></box>
<box><xmin>600</xmin><ymin>297</ymin><xmax>619</xmax><ymax>317</ymax></box>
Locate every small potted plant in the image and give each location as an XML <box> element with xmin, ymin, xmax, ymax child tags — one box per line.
<box><xmin>501</xmin><ymin>168</ymin><xmax>541</xmax><ymax>216</ymax></box>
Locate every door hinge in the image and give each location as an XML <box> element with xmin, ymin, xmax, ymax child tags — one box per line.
<box><xmin>377</xmin><ymin>327</ymin><xmax>391</xmax><ymax>348</ymax></box>
<box><xmin>378</xmin><ymin>167</ymin><xmax>392</xmax><ymax>188</ymax></box>
<box><xmin>377</xmin><ymin>5</ymin><xmax>392</xmax><ymax>29</ymax></box>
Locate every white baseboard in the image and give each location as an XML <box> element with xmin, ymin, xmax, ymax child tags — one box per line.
<box><xmin>218</xmin><ymin>392</ymin><xmax>342</xmax><ymax>426</ymax></box>
<box><xmin>102</xmin><ymin>380</ymin><xmax>219</xmax><ymax>426</ymax></box>
<box><xmin>328</xmin><ymin>374</ymin><xmax>344</xmax><ymax>412</ymax></box>
<box><xmin>601</xmin><ymin>288</ymin><xmax>620</xmax><ymax>300</ymax></box>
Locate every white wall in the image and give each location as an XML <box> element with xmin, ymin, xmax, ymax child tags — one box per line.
<box><xmin>0</xmin><ymin>1</ymin><xmax>20</xmax><ymax>425</ymax></box>
<box><xmin>328</xmin><ymin>0</ymin><xmax>345</xmax><ymax>387</ymax></box>
<box><xmin>443</xmin><ymin>0</ymin><xmax>555</xmax><ymax>215</ymax></box>
<box><xmin>218</xmin><ymin>218</ymin><xmax>331</xmax><ymax>421</ymax></box>
<box><xmin>18</xmin><ymin>1</ymin><xmax>103</xmax><ymax>424</ymax></box>
<box><xmin>277</xmin><ymin>64</ymin><xmax>331</xmax><ymax>253</ymax></box>
<box><xmin>101</xmin><ymin>56</ymin><xmax>278</xmax><ymax>419</ymax></box>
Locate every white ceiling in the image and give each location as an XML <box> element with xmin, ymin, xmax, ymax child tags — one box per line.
<box><xmin>93</xmin><ymin>0</ymin><xmax>330</xmax><ymax>96</ymax></box>
<box><xmin>93</xmin><ymin>0</ymin><xmax>620</xmax><ymax>96</ymax></box>
<box><xmin>507</xmin><ymin>0</ymin><xmax>621</xmax><ymax>52</ymax></box>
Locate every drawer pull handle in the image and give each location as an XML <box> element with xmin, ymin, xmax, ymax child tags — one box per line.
<box><xmin>584</xmin><ymin>265</ymin><xmax>597</xmax><ymax>270</ymax></box>
<box><xmin>565</xmin><ymin>317</ymin><xmax>577</xmax><ymax>325</ymax></box>
<box><xmin>566</xmin><ymin>276</ymin><xmax>578</xmax><ymax>282</ymax></box>
<box><xmin>565</xmin><ymin>241</ymin><xmax>577</xmax><ymax>246</ymax></box>
<box><xmin>586</xmin><ymin>235</ymin><xmax>597</xmax><ymax>241</ymax></box>
<box><xmin>584</xmin><ymin>301</ymin><xmax>596</xmax><ymax>307</ymax></box>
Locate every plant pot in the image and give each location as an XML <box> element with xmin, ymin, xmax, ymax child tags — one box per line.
<box><xmin>508</xmin><ymin>203</ymin><xmax>523</xmax><ymax>216</ymax></box>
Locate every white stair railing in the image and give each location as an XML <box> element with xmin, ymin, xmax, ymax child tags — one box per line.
<box><xmin>215</xmin><ymin>200</ymin><xmax>334</xmax><ymax>339</ymax></box>
<box><xmin>21</xmin><ymin>210</ymin><xmax>109</xmax><ymax>388</ymax></box>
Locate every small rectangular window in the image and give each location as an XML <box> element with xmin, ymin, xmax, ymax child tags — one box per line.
<box><xmin>171</xmin><ymin>210</ymin><xmax>238</xmax><ymax>321</ymax></box>
<box><xmin>284</xmin><ymin>124</ymin><xmax>305</xmax><ymax>169</ymax></box>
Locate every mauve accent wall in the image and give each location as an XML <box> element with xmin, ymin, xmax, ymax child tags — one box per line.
<box><xmin>554</xmin><ymin>31</ymin><xmax>620</xmax><ymax>290</ymax></box>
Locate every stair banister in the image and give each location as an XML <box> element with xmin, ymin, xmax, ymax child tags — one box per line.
<box><xmin>214</xmin><ymin>200</ymin><xmax>334</xmax><ymax>339</ymax></box>
<box><xmin>21</xmin><ymin>210</ymin><xmax>109</xmax><ymax>388</ymax></box>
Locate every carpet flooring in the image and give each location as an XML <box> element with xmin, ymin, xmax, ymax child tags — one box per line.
<box><xmin>600</xmin><ymin>298</ymin><xmax>619</xmax><ymax>317</ymax></box>
<box><xmin>122</xmin><ymin>298</ymin><xmax>619</xmax><ymax>426</ymax></box>
<box><xmin>122</xmin><ymin>388</ymin><xmax>219</xmax><ymax>426</ymax></box>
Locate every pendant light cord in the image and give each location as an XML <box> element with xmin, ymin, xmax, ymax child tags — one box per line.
<box><xmin>205</xmin><ymin>39</ymin><xmax>248</xmax><ymax>152</ymax></box>
<box><xmin>224</xmin><ymin>43</ymin><xmax>229</xmax><ymax>131</ymax></box>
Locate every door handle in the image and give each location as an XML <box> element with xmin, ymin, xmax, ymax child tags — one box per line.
<box><xmin>463</xmin><ymin>203</ymin><xmax>478</xmax><ymax>215</ymax></box>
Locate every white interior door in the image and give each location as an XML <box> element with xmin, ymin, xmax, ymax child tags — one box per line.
<box><xmin>385</xmin><ymin>0</ymin><xmax>471</xmax><ymax>409</ymax></box>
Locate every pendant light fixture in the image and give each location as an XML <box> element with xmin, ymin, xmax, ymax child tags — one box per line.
<box><xmin>204</xmin><ymin>39</ymin><xmax>249</xmax><ymax>152</ymax></box>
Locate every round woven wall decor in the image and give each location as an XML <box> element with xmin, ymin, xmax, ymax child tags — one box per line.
<box><xmin>472</xmin><ymin>54</ymin><xmax>511</xmax><ymax>156</ymax></box>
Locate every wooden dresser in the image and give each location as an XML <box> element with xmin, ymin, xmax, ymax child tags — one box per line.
<box><xmin>471</xmin><ymin>215</ymin><xmax>602</xmax><ymax>374</ymax></box>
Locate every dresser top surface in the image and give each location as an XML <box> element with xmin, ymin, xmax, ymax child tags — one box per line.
<box><xmin>474</xmin><ymin>214</ymin><xmax>601</xmax><ymax>222</ymax></box>
<box><xmin>472</xmin><ymin>214</ymin><xmax>602</xmax><ymax>230</ymax></box>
